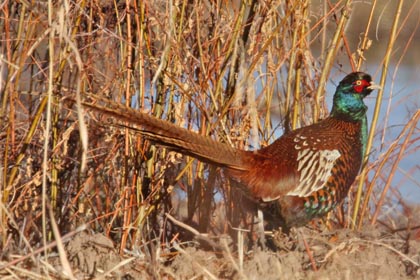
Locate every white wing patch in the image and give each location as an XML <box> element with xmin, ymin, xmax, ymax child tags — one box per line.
<box><xmin>287</xmin><ymin>148</ymin><xmax>341</xmax><ymax>197</ymax></box>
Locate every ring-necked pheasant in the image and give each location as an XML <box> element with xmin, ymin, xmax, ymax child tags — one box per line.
<box><xmin>81</xmin><ymin>72</ymin><xmax>380</xmax><ymax>227</ymax></box>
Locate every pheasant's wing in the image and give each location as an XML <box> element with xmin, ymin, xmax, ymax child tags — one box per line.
<box><xmin>240</xmin><ymin>131</ymin><xmax>342</xmax><ymax>201</ymax></box>
<box><xmin>286</xmin><ymin>148</ymin><xmax>341</xmax><ymax>197</ymax></box>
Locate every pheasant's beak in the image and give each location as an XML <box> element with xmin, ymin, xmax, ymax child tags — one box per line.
<box><xmin>367</xmin><ymin>82</ymin><xmax>382</xmax><ymax>91</ymax></box>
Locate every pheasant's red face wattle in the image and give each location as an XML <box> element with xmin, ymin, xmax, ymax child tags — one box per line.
<box><xmin>353</xmin><ymin>79</ymin><xmax>370</xmax><ymax>93</ymax></box>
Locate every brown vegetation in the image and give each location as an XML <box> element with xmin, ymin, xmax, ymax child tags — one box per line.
<box><xmin>0</xmin><ymin>0</ymin><xmax>419</xmax><ymax>278</ymax></box>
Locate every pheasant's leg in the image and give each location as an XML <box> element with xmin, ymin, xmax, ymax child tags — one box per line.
<box><xmin>257</xmin><ymin>209</ymin><xmax>266</xmax><ymax>248</ymax></box>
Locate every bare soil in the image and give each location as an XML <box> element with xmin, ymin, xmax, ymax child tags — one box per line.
<box><xmin>2</xmin><ymin>226</ymin><xmax>419</xmax><ymax>279</ymax></box>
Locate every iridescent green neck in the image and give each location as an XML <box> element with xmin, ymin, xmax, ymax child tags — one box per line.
<box><xmin>330</xmin><ymin>89</ymin><xmax>368</xmax><ymax>122</ymax></box>
<box><xmin>330</xmin><ymin>87</ymin><xmax>369</xmax><ymax>160</ymax></box>
<box><xmin>360</xmin><ymin>115</ymin><xmax>368</xmax><ymax>160</ymax></box>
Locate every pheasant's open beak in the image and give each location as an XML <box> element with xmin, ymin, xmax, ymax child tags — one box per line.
<box><xmin>367</xmin><ymin>82</ymin><xmax>382</xmax><ymax>91</ymax></box>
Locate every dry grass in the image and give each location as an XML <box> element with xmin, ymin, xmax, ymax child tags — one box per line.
<box><xmin>0</xmin><ymin>0</ymin><xmax>419</xmax><ymax>278</ymax></box>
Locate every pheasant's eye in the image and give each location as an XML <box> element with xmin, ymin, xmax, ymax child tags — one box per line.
<box><xmin>352</xmin><ymin>79</ymin><xmax>369</xmax><ymax>93</ymax></box>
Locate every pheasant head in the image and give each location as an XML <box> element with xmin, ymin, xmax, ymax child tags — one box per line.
<box><xmin>331</xmin><ymin>72</ymin><xmax>380</xmax><ymax>122</ymax></box>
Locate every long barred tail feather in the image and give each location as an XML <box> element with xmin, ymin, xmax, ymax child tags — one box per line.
<box><xmin>80</xmin><ymin>94</ymin><xmax>250</xmax><ymax>171</ymax></box>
